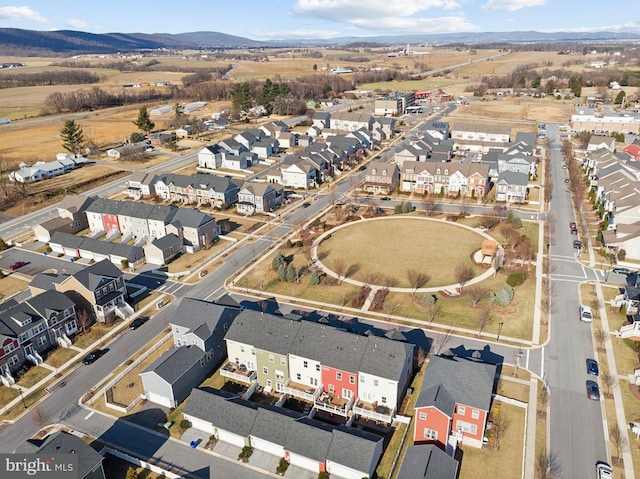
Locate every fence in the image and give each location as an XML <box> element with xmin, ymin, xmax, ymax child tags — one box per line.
<box><xmin>101</xmin><ymin>446</ymin><xmax>182</xmax><ymax>479</ymax></box>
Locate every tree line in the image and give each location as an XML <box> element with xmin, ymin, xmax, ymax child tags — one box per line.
<box><xmin>0</xmin><ymin>70</ymin><xmax>100</xmax><ymax>89</ymax></box>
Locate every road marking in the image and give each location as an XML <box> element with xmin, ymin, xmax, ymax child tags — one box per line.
<box><xmin>203</xmin><ymin>285</ymin><xmax>225</xmax><ymax>301</ymax></box>
<box><xmin>549</xmin><ymin>277</ymin><xmax>587</xmax><ymax>283</ymax></box>
<box><xmin>84</xmin><ymin>411</ymin><xmax>94</xmax><ymax>420</ymax></box>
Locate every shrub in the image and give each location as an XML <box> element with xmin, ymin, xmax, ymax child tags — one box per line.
<box><xmin>272</xmin><ymin>252</ymin><xmax>285</xmax><ymax>270</ymax></box>
<box><xmin>618</xmin><ymin>249</ymin><xmax>626</xmax><ymax>261</ymax></box>
<box><xmin>0</xmin><ymin>237</ymin><xmax>8</xmax><ymax>251</ymax></box>
<box><xmin>179</xmin><ymin>419</ymin><xmax>192</xmax><ymax>431</ymax></box>
<box><xmin>420</xmin><ymin>294</ymin><xmax>437</xmax><ymax>306</ymax></box>
<box><xmin>351</xmin><ymin>286</ymin><xmax>371</xmax><ymax>308</ymax></box>
<box><xmin>276</xmin><ymin>458</ymin><xmax>289</xmax><ymax>475</ymax></box>
<box><xmin>238</xmin><ymin>446</ymin><xmax>253</xmax><ymax>461</ymax></box>
<box><xmin>495</xmin><ymin>285</ymin><xmax>515</xmax><ymax>307</ymax></box>
<box><xmin>286</xmin><ymin>263</ymin><xmax>297</xmax><ymax>282</ymax></box>
<box><xmin>506</xmin><ymin>213</ymin><xmax>522</xmax><ymax>229</ymax></box>
<box><xmin>121</xmin><ymin>259</ymin><xmax>129</xmax><ymax>269</ymax></box>
<box><xmin>318</xmin><ymin>473</ymin><xmax>329</xmax><ymax>479</ymax></box>
<box><xmin>506</xmin><ymin>272</ymin><xmax>527</xmax><ymax>287</ymax></box>
<box><xmin>309</xmin><ymin>271</ymin><xmax>321</xmax><ymax>285</ymax></box>
<box><xmin>276</xmin><ymin>264</ymin><xmax>286</xmax><ymax>280</ymax></box>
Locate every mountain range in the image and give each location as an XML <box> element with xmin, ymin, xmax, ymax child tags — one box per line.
<box><xmin>1</xmin><ymin>27</ymin><xmax>640</xmax><ymax>55</ymax></box>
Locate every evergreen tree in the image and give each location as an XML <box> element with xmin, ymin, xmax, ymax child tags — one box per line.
<box><xmin>277</xmin><ymin>263</ymin><xmax>286</xmax><ymax>281</ymax></box>
<box><xmin>133</xmin><ymin>106</ymin><xmax>155</xmax><ymax>136</ymax></box>
<box><xmin>130</xmin><ymin>132</ymin><xmax>145</xmax><ymax>144</ymax></box>
<box><xmin>272</xmin><ymin>252</ymin><xmax>285</xmax><ymax>270</ymax></box>
<box><xmin>309</xmin><ymin>271</ymin><xmax>320</xmax><ymax>285</ymax></box>
<box><xmin>231</xmin><ymin>82</ymin><xmax>252</xmax><ymax>111</ymax></box>
<box><xmin>60</xmin><ymin>120</ymin><xmax>84</xmax><ymax>156</ymax></box>
<box><xmin>286</xmin><ymin>263</ymin><xmax>297</xmax><ymax>282</ymax></box>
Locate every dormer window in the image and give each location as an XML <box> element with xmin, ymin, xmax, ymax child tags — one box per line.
<box><xmin>444</xmin><ymin>169</ymin><xmax>448</xmax><ymax>175</ymax></box>
<box><xmin>372</xmin><ymin>169</ymin><xmax>377</xmax><ymax>175</ymax></box>
<box><xmin>382</xmin><ymin>169</ymin><xmax>387</xmax><ymax>175</ymax></box>
<box><xmin>436</xmin><ymin>168</ymin><xmax>441</xmax><ymax>174</ymax></box>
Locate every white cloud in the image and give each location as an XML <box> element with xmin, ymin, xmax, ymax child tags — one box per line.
<box><xmin>482</xmin><ymin>0</ymin><xmax>546</xmax><ymax>12</ymax></box>
<box><xmin>351</xmin><ymin>15</ymin><xmax>476</xmax><ymax>34</ymax></box>
<box><xmin>253</xmin><ymin>28</ymin><xmax>344</xmax><ymax>40</ymax></box>
<box><xmin>0</xmin><ymin>6</ymin><xmax>47</xmax><ymax>24</ymax></box>
<box><xmin>66</xmin><ymin>19</ymin><xmax>90</xmax><ymax>30</ymax></box>
<box><xmin>294</xmin><ymin>0</ymin><xmax>460</xmax><ymax>22</ymax></box>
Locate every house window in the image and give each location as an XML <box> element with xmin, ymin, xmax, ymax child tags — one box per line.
<box><xmin>252</xmin><ymin>349</ymin><xmax>256</xmax><ymax>356</ymax></box>
<box><xmin>269</xmin><ymin>354</ymin><xmax>274</xmax><ymax>363</ymax></box>
<box><xmin>240</xmin><ymin>346</ymin><xmax>245</xmax><ymax>353</ymax></box>
<box><xmin>336</xmin><ymin>372</ymin><xmax>342</xmax><ymax>381</ymax></box>
<box><xmin>349</xmin><ymin>376</ymin><xmax>355</xmax><ymax>384</ymax></box>
<box><xmin>472</xmin><ymin>409</ymin><xmax>480</xmax><ymax>420</ymax></box>
<box><xmin>303</xmin><ymin>361</ymin><xmax>308</xmax><ymax>368</ymax></box>
<box><xmin>328</xmin><ymin>384</ymin><xmax>335</xmax><ymax>393</ymax></box>
<box><xmin>316</xmin><ymin>364</ymin><xmax>320</xmax><ymax>371</ymax></box>
<box><xmin>7</xmin><ymin>355</ymin><xmax>19</xmax><ymax>367</ymax></box>
<box><xmin>267</xmin><ymin>380</ymin><xmax>272</xmax><ymax>388</ymax></box>
<box><xmin>296</xmin><ymin>373</ymin><xmax>301</xmax><ymax>381</ymax></box>
<box><xmin>263</xmin><ymin>367</ymin><xmax>268</xmax><ymax>375</ymax></box>
<box><xmin>381</xmin><ymin>397</ymin><xmax>387</xmax><ymax>404</ymax></box>
<box><xmin>18</xmin><ymin>334</ymin><xmax>28</xmax><ymax>344</ymax></box>
<box><xmin>419</xmin><ymin>412</ymin><xmax>427</xmax><ymax>421</ymax></box>
<box><xmin>456</xmin><ymin>420</ymin><xmax>478</xmax><ymax>435</ymax></box>
<box><xmin>280</xmin><ymin>357</ymin><xmax>286</xmax><ymax>366</ymax></box>
<box><xmin>373</xmin><ymin>379</ymin><xmax>379</xmax><ymax>387</ymax></box>
<box><xmin>423</xmin><ymin>428</ymin><xmax>438</xmax><ymax>440</ymax></box>
<box><xmin>206</xmin><ymin>350</ymin><xmax>213</xmax><ymax>361</ymax></box>
<box><xmin>360</xmin><ymin>376</ymin><xmax>365</xmax><ymax>383</ymax></box>
<box><xmin>36</xmin><ymin>336</ymin><xmax>48</xmax><ymax>347</ymax></box>
<box><xmin>458</xmin><ymin>406</ymin><xmax>466</xmax><ymax>415</ymax></box>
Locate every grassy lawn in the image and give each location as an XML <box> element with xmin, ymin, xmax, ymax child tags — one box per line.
<box><xmin>497</xmin><ymin>376</ymin><xmax>530</xmax><ymax>403</ymax></box>
<box><xmin>456</xmin><ymin>216</ymin><xmax>540</xmax><ymax>251</ymax></box>
<box><xmin>73</xmin><ymin>323</ymin><xmax>113</xmax><ymax>350</ymax></box>
<box><xmin>167</xmin><ymin>240</ymin><xmax>231</xmax><ymax>274</ymax></box>
<box><xmin>0</xmin><ymin>274</ymin><xmax>29</xmax><ymax>302</ymax></box>
<box><xmin>16</xmin><ymin>366</ymin><xmax>50</xmax><ymax>389</ymax></box>
<box><xmin>0</xmin><ymin>386</ymin><xmax>20</xmax><ymax>410</ymax></box>
<box><xmin>0</xmin><ymin>388</ymin><xmax>47</xmax><ymax>422</ymax></box>
<box><xmin>459</xmin><ymin>403</ymin><xmax>525</xmax><ymax>479</ymax></box>
<box><xmin>45</xmin><ymin>347</ymin><xmax>79</xmax><ymax>371</ymax></box>
<box><xmin>318</xmin><ymin>218</ymin><xmax>484</xmax><ymax>288</ymax></box>
<box><xmin>535</xmin><ymin>381</ymin><xmax>549</xmax><ymax>475</ymax></box>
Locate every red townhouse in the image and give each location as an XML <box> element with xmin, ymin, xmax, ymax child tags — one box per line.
<box><xmin>414</xmin><ymin>355</ymin><xmax>497</xmax><ymax>450</ymax></box>
<box><xmin>623</xmin><ymin>143</ymin><xmax>640</xmax><ymax>162</ymax></box>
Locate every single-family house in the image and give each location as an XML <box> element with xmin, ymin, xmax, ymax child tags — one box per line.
<box><xmin>373</xmin><ymin>117</ymin><xmax>396</xmax><ymax>138</ymax></box>
<box><xmin>495</xmin><ymin>171</ymin><xmax>529</xmax><ymax>203</ymax></box>
<box><xmin>364</xmin><ymin>161</ymin><xmax>399</xmax><ymax>194</ymax></box>
<box><xmin>16</xmin><ymin>431</ymin><xmax>105</xmax><ymax>479</ymax></box>
<box><xmin>32</xmin><ymin>194</ymin><xmax>93</xmax><ymax>243</ymax></box>
<box><xmin>197</xmin><ymin>145</ymin><xmax>224</xmax><ymax>170</ymax></box>
<box><xmin>126</xmin><ymin>172</ymin><xmax>157</xmax><ymax>199</ymax></box>
<box><xmin>218</xmin><ymin>138</ymin><xmax>248</xmax><ymax>156</ymax></box>
<box><xmin>414</xmin><ymin>355</ymin><xmax>498</xmax><ymax>449</ymax></box>
<box><xmin>166</xmin><ymin>208</ymin><xmax>218</xmax><ymax>252</ymax></box>
<box><xmin>278</xmin><ymin>132</ymin><xmax>298</xmax><ymax>149</ymax></box>
<box><xmin>588</xmin><ymin>135</ymin><xmax>616</xmax><ymax>153</ymax></box>
<box><xmin>107</xmin><ymin>141</ymin><xmax>147</xmax><ymax>159</ymax></box>
<box><xmin>148</xmin><ymin>132</ymin><xmax>176</xmax><ymax>147</ymax></box>
<box><xmin>251</xmin><ymin>137</ymin><xmax>279</xmax><ymax>159</ymax></box>
<box><xmin>260</xmin><ymin>120</ymin><xmax>289</xmax><ymax>138</ymax></box>
<box><xmin>277</xmin><ymin>158</ymin><xmax>320</xmax><ymax>189</ymax></box>
<box><xmin>140</xmin><ymin>298</ymin><xmax>239</xmax><ymax>408</ymax></box>
<box><xmin>497</xmin><ymin>153</ymin><xmax>536</xmax><ymax>176</ymax></box>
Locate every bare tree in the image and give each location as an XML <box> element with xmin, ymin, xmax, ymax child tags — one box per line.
<box><xmin>477</xmin><ymin>214</ymin><xmax>500</xmax><ymax>230</ymax></box>
<box><xmin>77</xmin><ymin>309</ymin><xmax>92</xmax><ymax>333</ymax></box>
<box><xmin>431</xmin><ymin>328</ymin><xmax>453</xmax><ymax>355</ymax></box>
<box><xmin>477</xmin><ymin>308</ymin><xmax>493</xmax><ymax>336</ymax></box>
<box><xmin>420</xmin><ymin>193</ymin><xmax>438</xmax><ymax>217</ymax></box>
<box><xmin>382</xmin><ymin>300</ymin><xmax>401</xmax><ymax>319</ymax></box>
<box><xmin>454</xmin><ymin>264</ymin><xmax>475</xmax><ymax>293</ymax></box>
<box><xmin>600</xmin><ymin>369</ymin><xmax>615</xmax><ymax>396</ymax></box>
<box><xmin>406</xmin><ymin>269</ymin><xmax>430</xmax><ymax>296</ymax></box>
<box><xmin>544</xmin><ymin>178</ymin><xmax>553</xmax><ymax>205</ymax></box>
<box><xmin>467</xmin><ymin>285</ymin><xmax>490</xmax><ymax>307</ymax></box>
<box><xmin>48</xmin><ymin>353</ymin><xmax>63</xmax><ymax>376</ymax></box>
<box><xmin>609</xmin><ymin>422</ymin><xmax>628</xmax><ymax>460</ymax></box>
<box><xmin>424</xmin><ymin>302</ymin><xmax>443</xmax><ymax>327</ymax></box>
<box><xmin>332</xmin><ymin>258</ymin><xmax>347</xmax><ymax>284</ymax></box>
<box><xmin>536</xmin><ymin>452</ymin><xmax>562</xmax><ymax>479</ymax></box>
<box><xmin>488</xmin><ymin>409</ymin><xmax>510</xmax><ymax>450</ymax></box>
<box><xmin>416</xmin><ymin>347</ymin><xmax>427</xmax><ymax>368</ymax></box>
<box><xmin>594</xmin><ymin>328</ymin><xmax>606</xmax><ymax>351</ymax></box>
<box><xmin>337</xmin><ymin>291</ymin><xmax>353</xmax><ymax>308</ymax></box>
<box><xmin>31</xmin><ymin>405</ymin><xmax>50</xmax><ymax>430</ymax></box>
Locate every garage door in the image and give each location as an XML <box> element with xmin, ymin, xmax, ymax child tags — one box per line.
<box><xmin>218</xmin><ymin>429</ymin><xmax>246</xmax><ymax>448</ymax></box>
<box><xmin>327</xmin><ymin>461</ymin><xmax>365</xmax><ymax>479</ymax></box>
<box><xmin>250</xmin><ymin>436</ymin><xmax>284</xmax><ymax>456</ymax></box>
<box><xmin>145</xmin><ymin>391</ymin><xmax>173</xmax><ymax>409</ymax></box>
<box><xmin>186</xmin><ymin>416</ymin><xmax>214</xmax><ymax>435</ymax></box>
<box><xmin>287</xmin><ymin>451</ymin><xmax>321</xmax><ymax>473</ymax></box>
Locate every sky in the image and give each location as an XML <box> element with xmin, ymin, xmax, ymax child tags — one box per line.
<box><xmin>0</xmin><ymin>1</ymin><xmax>639</xmax><ymax>40</ymax></box>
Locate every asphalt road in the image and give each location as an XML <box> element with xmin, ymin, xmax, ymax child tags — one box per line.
<box><xmin>543</xmin><ymin>123</ymin><xmax>609</xmax><ymax>478</ymax></box>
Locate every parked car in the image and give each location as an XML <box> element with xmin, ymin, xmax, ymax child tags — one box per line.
<box><xmin>571</xmin><ymin>228</ymin><xmax>578</xmax><ymax>235</ymax></box>
<box><xmin>596</xmin><ymin>462</ymin><xmax>612</xmax><ymax>479</ymax></box>
<box><xmin>564</xmin><ymin>178</ymin><xmax>569</xmax><ymax>184</ymax></box>
<box><xmin>579</xmin><ymin>304</ymin><xmax>593</xmax><ymax>322</ymax></box>
<box><xmin>380</xmin><ymin>197</ymin><xmax>391</xmax><ymax>201</ymax></box>
<box><xmin>562</xmin><ymin>164</ymin><xmax>568</xmax><ymax>169</ymax></box>
<box><xmin>612</xmin><ymin>268</ymin><xmax>633</xmax><ymax>275</ymax></box>
<box><xmin>301</xmin><ymin>202</ymin><xmax>310</xmax><ymax>208</ymax></box>
<box><xmin>82</xmin><ymin>350</ymin><xmax>104</xmax><ymax>365</ymax></box>
<box><xmin>9</xmin><ymin>261</ymin><xmax>26</xmax><ymax>271</ymax></box>
<box><xmin>358</xmin><ymin>165</ymin><xmax>367</xmax><ymax>171</ymax></box>
<box><xmin>586</xmin><ymin>358</ymin><xmax>599</xmax><ymax>376</ymax></box>
<box><xmin>586</xmin><ymin>380</ymin><xmax>600</xmax><ymax>400</ymax></box>
<box><xmin>573</xmin><ymin>240</ymin><xmax>582</xmax><ymax>249</ymax></box>
<box><xmin>130</xmin><ymin>316</ymin><xmax>149</xmax><ymax>330</ymax></box>
<box><xmin>569</xmin><ymin>222</ymin><xmax>577</xmax><ymax>229</ymax></box>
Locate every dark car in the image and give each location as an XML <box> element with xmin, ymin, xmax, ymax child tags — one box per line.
<box><xmin>380</xmin><ymin>196</ymin><xmax>391</xmax><ymax>201</ymax></box>
<box><xmin>358</xmin><ymin>165</ymin><xmax>367</xmax><ymax>171</ymax></box>
<box><xmin>571</xmin><ymin>227</ymin><xmax>578</xmax><ymax>235</ymax></box>
<box><xmin>301</xmin><ymin>202</ymin><xmax>311</xmax><ymax>208</ymax></box>
<box><xmin>82</xmin><ymin>350</ymin><xmax>103</xmax><ymax>365</ymax></box>
<box><xmin>586</xmin><ymin>358</ymin><xmax>599</xmax><ymax>376</ymax></box>
<box><xmin>613</xmin><ymin>267</ymin><xmax>633</xmax><ymax>275</ymax></box>
<box><xmin>564</xmin><ymin>178</ymin><xmax>569</xmax><ymax>184</ymax></box>
<box><xmin>9</xmin><ymin>261</ymin><xmax>26</xmax><ymax>271</ymax></box>
<box><xmin>586</xmin><ymin>380</ymin><xmax>600</xmax><ymax>400</ymax></box>
<box><xmin>130</xmin><ymin>316</ymin><xmax>149</xmax><ymax>330</ymax></box>
<box><xmin>573</xmin><ymin>240</ymin><xmax>582</xmax><ymax>249</ymax></box>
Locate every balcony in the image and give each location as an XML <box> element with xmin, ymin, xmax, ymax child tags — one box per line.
<box><xmin>283</xmin><ymin>380</ymin><xmax>321</xmax><ymax>403</ymax></box>
<box><xmin>314</xmin><ymin>391</ymin><xmax>355</xmax><ymax>417</ymax></box>
<box><xmin>352</xmin><ymin>399</ymin><xmax>395</xmax><ymax>424</ymax></box>
<box><xmin>220</xmin><ymin>361</ymin><xmax>256</xmax><ymax>385</ymax></box>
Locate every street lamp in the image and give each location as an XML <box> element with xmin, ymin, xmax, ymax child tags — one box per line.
<box><xmin>497</xmin><ymin>322</ymin><xmax>504</xmax><ymax>342</ymax></box>
<box><xmin>18</xmin><ymin>387</ymin><xmax>27</xmax><ymax>409</ymax></box>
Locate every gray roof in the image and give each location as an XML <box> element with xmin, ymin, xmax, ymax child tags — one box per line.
<box><xmin>414</xmin><ymin>383</ymin><xmax>456</xmax><ymax>416</ymax></box>
<box><xmin>170</xmin><ymin>297</ymin><xmax>238</xmax><ymax>339</ymax></box>
<box><xmin>415</xmin><ymin>355</ymin><xmax>498</xmax><ymax>412</ymax></box>
<box><xmin>224</xmin><ymin>310</ymin><xmax>301</xmax><ymax>356</ymax></box>
<box><xmin>16</xmin><ymin>431</ymin><xmax>103</xmax><ymax>479</ymax></box>
<box><xmin>152</xmin><ymin>233</ymin><xmax>182</xmax><ymax>250</ymax></box>
<box><xmin>396</xmin><ymin>445</ymin><xmax>459</xmax><ymax>479</ymax></box>
<box><xmin>70</xmin><ymin>259</ymin><xmax>123</xmax><ymax>291</ymax></box>
<box><xmin>50</xmin><ymin>232</ymin><xmax>143</xmax><ymax>261</ymax></box>
<box><xmin>283</xmin><ymin>418</ymin><xmax>333</xmax><ymax>462</ymax></box>
<box><xmin>86</xmin><ymin>197</ymin><xmax>178</xmax><ymax>223</ymax></box>
<box><xmin>359</xmin><ymin>335</ymin><xmax>414</xmax><ymax>380</ymax></box>
<box><xmin>141</xmin><ymin>345</ymin><xmax>203</xmax><ymax>384</ymax></box>
<box><xmin>326</xmin><ymin>426</ymin><xmax>383</xmax><ymax>473</ymax></box>
<box><xmin>250</xmin><ymin>407</ymin><xmax>303</xmax><ymax>445</ymax></box>
<box><xmin>183</xmin><ymin>388</ymin><xmax>259</xmax><ymax>437</ymax></box>
<box><xmin>24</xmin><ymin>289</ymin><xmax>74</xmax><ymax>318</ymax></box>
<box><xmin>57</xmin><ymin>194</ymin><xmax>94</xmax><ymax>215</ymax></box>
<box><xmin>171</xmin><ymin>208</ymin><xmax>216</xmax><ymax>229</ymax></box>
<box><xmin>497</xmin><ymin>170</ymin><xmax>528</xmax><ymax>186</ymax></box>
<box><xmin>29</xmin><ymin>272</ymin><xmax>66</xmax><ymax>291</ymax></box>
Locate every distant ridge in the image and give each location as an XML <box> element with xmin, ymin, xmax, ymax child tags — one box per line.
<box><xmin>1</xmin><ymin>27</ymin><xmax>639</xmax><ymax>55</ymax></box>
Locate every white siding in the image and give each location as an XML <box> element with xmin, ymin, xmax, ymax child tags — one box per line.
<box><xmin>146</xmin><ymin>391</ymin><xmax>174</xmax><ymax>408</ymax></box>
<box><xmin>357</xmin><ymin>373</ymin><xmax>399</xmax><ymax>410</ymax></box>
<box><xmin>287</xmin><ymin>451</ymin><xmax>321</xmax><ymax>473</ymax></box>
<box><xmin>250</xmin><ymin>436</ymin><xmax>284</xmax><ymax>456</ymax></box>
<box><xmin>326</xmin><ymin>461</ymin><xmax>367</xmax><ymax>479</ymax></box>
<box><xmin>226</xmin><ymin>340</ymin><xmax>255</xmax><ymax>369</ymax></box>
<box><xmin>288</xmin><ymin>355</ymin><xmax>321</xmax><ymax>387</ymax></box>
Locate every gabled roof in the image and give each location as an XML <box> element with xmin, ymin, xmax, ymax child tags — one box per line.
<box><xmin>69</xmin><ymin>259</ymin><xmax>123</xmax><ymax>291</ymax></box>
<box><xmin>396</xmin><ymin>444</ymin><xmax>459</xmax><ymax>479</ymax></box>
<box><xmin>326</xmin><ymin>426</ymin><xmax>383</xmax><ymax>472</ymax></box>
<box><xmin>184</xmin><ymin>388</ymin><xmax>259</xmax><ymax>436</ymax></box>
<box><xmin>151</xmin><ymin>233</ymin><xmax>182</xmax><ymax>250</ymax></box>
<box><xmin>141</xmin><ymin>345</ymin><xmax>203</xmax><ymax>384</ymax></box>
<box><xmin>497</xmin><ymin>170</ymin><xmax>528</xmax><ymax>186</ymax></box>
<box><xmin>29</xmin><ymin>272</ymin><xmax>66</xmax><ymax>291</ymax></box>
<box><xmin>284</xmin><ymin>417</ymin><xmax>333</xmax><ymax>461</ymax></box>
<box><xmin>57</xmin><ymin>194</ymin><xmax>94</xmax><ymax>215</ymax></box>
<box><xmin>415</xmin><ymin>355</ymin><xmax>498</xmax><ymax>412</ymax></box>
<box><xmin>16</xmin><ymin>431</ymin><xmax>104</xmax><ymax>479</ymax></box>
<box><xmin>170</xmin><ymin>297</ymin><xmax>238</xmax><ymax>338</ymax></box>
<box><xmin>25</xmin><ymin>289</ymin><xmax>75</xmax><ymax>319</ymax></box>
<box><xmin>250</xmin><ymin>407</ymin><xmax>304</xmax><ymax>445</ymax></box>
<box><xmin>225</xmin><ymin>310</ymin><xmax>301</xmax><ymax>355</ymax></box>
<box><xmin>170</xmin><ymin>208</ymin><xmax>216</xmax><ymax>229</ymax></box>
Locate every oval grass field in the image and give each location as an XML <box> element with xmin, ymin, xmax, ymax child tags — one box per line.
<box><xmin>318</xmin><ymin>218</ymin><xmax>484</xmax><ymax>288</ymax></box>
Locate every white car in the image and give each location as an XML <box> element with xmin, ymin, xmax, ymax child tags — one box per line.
<box><xmin>596</xmin><ymin>461</ymin><xmax>613</xmax><ymax>479</ymax></box>
<box><xmin>580</xmin><ymin>304</ymin><xmax>593</xmax><ymax>323</ymax></box>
